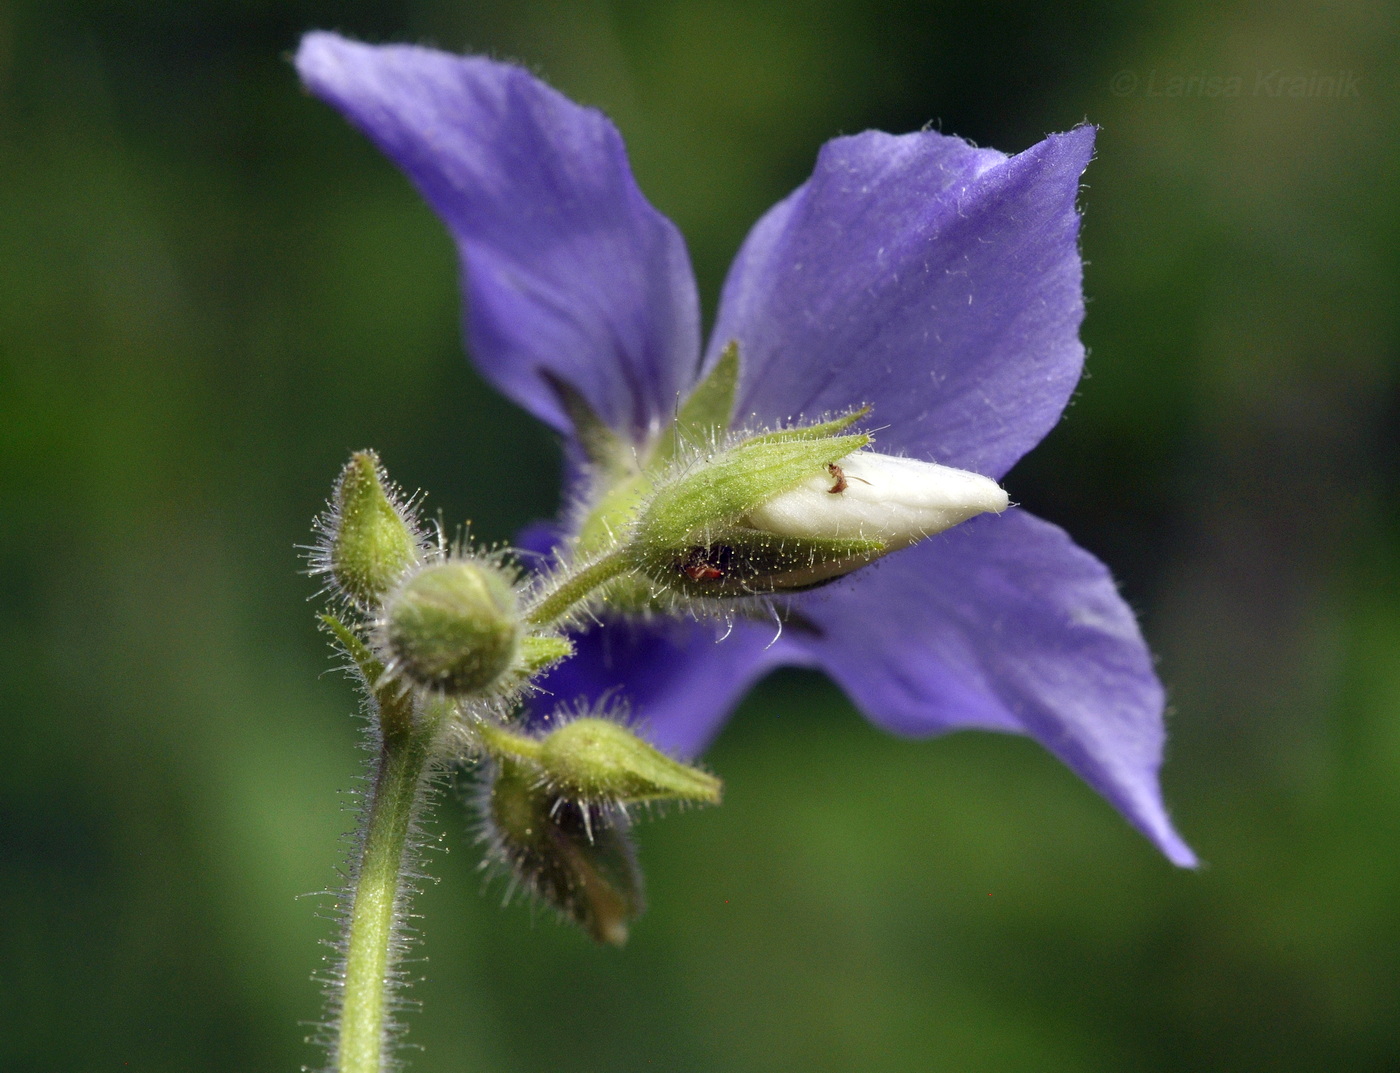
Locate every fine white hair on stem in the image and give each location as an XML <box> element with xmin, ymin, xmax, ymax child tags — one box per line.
<box><xmin>306</xmin><ymin>684</ymin><xmax>453</xmax><ymax>1073</ymax></box>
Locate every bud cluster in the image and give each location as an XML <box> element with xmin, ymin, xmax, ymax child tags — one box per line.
<box><xmin>312</xmin><ymin>351</ymin><xmax>1008</xmax><ymax>942</ymax></box>
<box><xmin>312</xmin><ymin>450</ymin><xmax>720</xmax><ymax>945</ymax></box>
<box><xmin>313</xmin><ymin>451</ymin><xmax>570</xmax><ymax>704</ymax></box>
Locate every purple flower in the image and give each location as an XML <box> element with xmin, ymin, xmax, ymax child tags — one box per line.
<box><xmin>297</xmin><ymin>32</ymin><xmax>1195</xmax><ymax>866</ymax></box>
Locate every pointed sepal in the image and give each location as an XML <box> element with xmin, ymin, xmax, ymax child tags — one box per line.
<box><xmin>484</xmin><ymin>759</ymin><xmax>644</xmax><ymax>946</ymax></box>
<box><xmin>544</xmin><ymin>371</ymin><xmax>634</xmax><ymax>478</ymax></box>
<box><xmin>316</xmin><ymin>451</ymin><xmax>423</xmax><ymax>611</ymax></box>
<box><xmin>539</xmin><ymin>717</ymin><xmax>722</xmax><ymax>804</ymax></box>
<box><xmin>651</xmin><ymin>339</ymin><xmax>740</xmax><ymax>465</ymax></box>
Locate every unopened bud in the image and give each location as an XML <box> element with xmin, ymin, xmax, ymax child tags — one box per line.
<box><xmin>633</xmin><ymin>447</ymin><xmax>1007</xmax><ymax>595</ymax></box>
<box><xmin>633</xmin><ymin>431</ymin><xmax>871</xmax><ymax>556</ymax></box>
<box><xmin>485</xmin><ymin>760</ymin><xmax>643</xmax><ymax>946</ymax></box>
<box><xmin>383</xmin><ymin>560</ymin><xmax>522</xmax><ymax>694</ymax></box>
<box><xmin>323</xmin><ymin>451</ymin><xmax>421</xmax><ymax>609</ymax></box>
<box><xmin>745</xmin><ymin>451</ymin><xmax>1009</xmax><ymax>551</ymax></box>
<box><xmin>628</xmin><ymin>430</ymin><xmax>872</xmax><ymax>593</ymax></box>
<box><xmin>539</xmin><ymin>717</ymin><xmax>721</xmax><ymax>805</ymax></box>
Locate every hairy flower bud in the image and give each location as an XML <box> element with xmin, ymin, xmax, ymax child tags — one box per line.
<box><xmin>539</xmin><ymin>717</ymin><xmax>722</xmax><ymax>805</ymax></box>
<box><xmin>382</xmin><ymin>560</ymin><xmax>522</xmax><ymax>694</ymax></box>
<box><xmin>484</xmin><ymin>759</ymin><xmax>643</xmax><ymax>946</ymax></box>
<box><xmin>476</xmin><ymin>714</ymin><xmax>722</xmax><ymax>807</ymax></box>
<box><xmin>319</xmin><ymin>450</ymin><xmax>422</xmax><ymax>610</ymax></box>
<box><xmin>626</xmin><ymin>429</ymin><xmax>882</xmax><ymax>595</ymax></box>
<box><xmin>633</xmin><ymin>430</ymin><xmax>872</xmax><ymax>555</ymax></box>
<box><xmin>627</xmin><ymin>431</ymin><xmax>1008</xmax><ymax>595</ymax></box>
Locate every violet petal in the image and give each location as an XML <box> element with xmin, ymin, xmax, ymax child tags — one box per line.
<box><xmin>710</xmin><ymin>126</ymin><xmax>1094</xmax><ymax>480</ymax></box>
<box><xmin>786</xmin><ymin>508</ymin><xmax>1196</xmax><ymax>865</ymax></box>
<box><xmin>527</xmin><ymin>617</ymin><xmax>811</xmax><ymax>760</ymax></box>
<box><xmin>297</xmin><ymin>32</ymin><xmax>701</xmax><ymax>440</ymax></box>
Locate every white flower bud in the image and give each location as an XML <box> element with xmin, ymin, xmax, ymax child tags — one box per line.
<box><xmin>742</xmin><ymin>451</ymin><xmax>1009</xmax><ymax>550</ymax></box>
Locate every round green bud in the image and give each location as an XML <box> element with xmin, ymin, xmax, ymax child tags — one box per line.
<box><xmin>383</xmin><ymin>560</ymin><xmax>522</xmax><ymax>694</ymax></box>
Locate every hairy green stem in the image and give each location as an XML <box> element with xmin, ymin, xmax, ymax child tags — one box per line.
<box><xmin>476</xmin><ymin>720</ymin><xmax>544</xmax><ymax>763</ymax></box>
<box><xmin>322</xmin><ymin>543</ymin><xmax>636</xmax><ymax>1070</ymax></box>
<box><xmin>337</xmin><ymin>701</ymin><xmax>445</xmax><ymax>1073</ymax></box>
<box><xmin>525</xmin><ymin>550</ymin><xmax>634</xmax><ymax>626</ymax></box>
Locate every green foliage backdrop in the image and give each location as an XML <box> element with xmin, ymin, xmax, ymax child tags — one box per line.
<box><xmin>1</xmin><ymin>1</ymin><xmax>1397</xmax><ymax>1070</ymax></box>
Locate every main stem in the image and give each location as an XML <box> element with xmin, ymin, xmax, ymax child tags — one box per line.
<box><xmin>337</xmin><ymin>705</ymin><xmax>441</xmax><ymax>1073</ymax></box>
<box><xmin>328</xmin><ymin>548</ymin><xmax>637</xmax><ymax>1070</ymax></box>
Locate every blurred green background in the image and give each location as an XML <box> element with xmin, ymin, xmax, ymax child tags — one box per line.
<box><xmin>2</xmin><ymin>1</ymin><xmax>1398</xmax><ymax>1070</ymax></box>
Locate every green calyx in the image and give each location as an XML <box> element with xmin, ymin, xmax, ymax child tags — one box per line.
<box><xmin>477</xmin><ymin>717</ymin><xmax>721</xmax><ymax>807</ymax></box>
<box><xmin>486</xmin><ymin>759</ymin><xmax>644</xmax><ymax>946</ymax></box>
<box><xmin>476</xmin><ymin>716</ymin><xmax>718</xmax><ymax>945</ymax></box>
<box><xmin>383</xmin><ymin>560</ymin><xmax>522</xmax><ymax>694</ymax></box>
<box><xmin>476</xmin><ymin>711</ymin><xmax>721</xmax><ymax>945</ymax></box>
<box><xmin>564</xmin><ymin>342</ymin><xmax>742</xmax><ymax>565</ymax></box>
<box><xmin>632</xmin><ymin>430</ymin><xmax>871</xmax><ymax>554</ymax></box>
<box><xmin>624</xmin><ymin>428</ymin><xmax>876</xmax><ymax>596</ymax></box>
<box><xmin>645</xmin><ymin>528</ymin><xmax>887</xmax><ymax>597</ymax></box>
<box><xmin>540</xmin><ymin>717</ymin><xmax>722</xmax><ymax>804</ymax></box>
<box><xmin>327</xmin><ymin>451</ymin><xmax>421</xmax><ymax>610</ymax></box>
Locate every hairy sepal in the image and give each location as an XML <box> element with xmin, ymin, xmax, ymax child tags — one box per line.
<box><xmin>482</xmin><ymin>758</ymin><xmax>644</xmax><ymax>947</ymax></box>
<box><xmin>633</xmin><ymin>432</ymin><xmax>871</xmax><ymax>554</ymax></box>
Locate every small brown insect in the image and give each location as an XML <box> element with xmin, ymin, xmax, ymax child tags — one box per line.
<box><xmin>681</xmin><ymin>547</ymin><xmax>726</xmax><ymax>582</ymax></box>
<box><xmin>826</xmin><ymin>463</ymin><xmax>848</xmax><ymax>494</ymax></box>
<box><xmin>826</xmin><ymin>463</ymin><xmax>870</xmax><ymax>494</ymax></box>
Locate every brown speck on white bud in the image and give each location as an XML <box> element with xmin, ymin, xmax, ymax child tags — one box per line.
<box><xmin>743</xmin><ymin>451</ymin><xmax>1009</xmax><ymax>549</ymax></box>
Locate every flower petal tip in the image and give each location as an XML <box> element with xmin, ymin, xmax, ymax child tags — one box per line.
<box><xmin>294</xmin><ymin>30</ymin><xmax>354</xmax><ymax>86</ymax></box>
<box><xmin>1152</xmin><ymin>824</ymin><xmax>1200</xmax><ymax>869</ymax></box>
<box><xmin>1159</xmin><ymin>841</ymin><xmax>1200</xmax><ymax>870</ymax></box>
<box><xmin>296</xmin><ymin>32</ymin><xmax>702</xmax><ymax>441</ymax></box>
